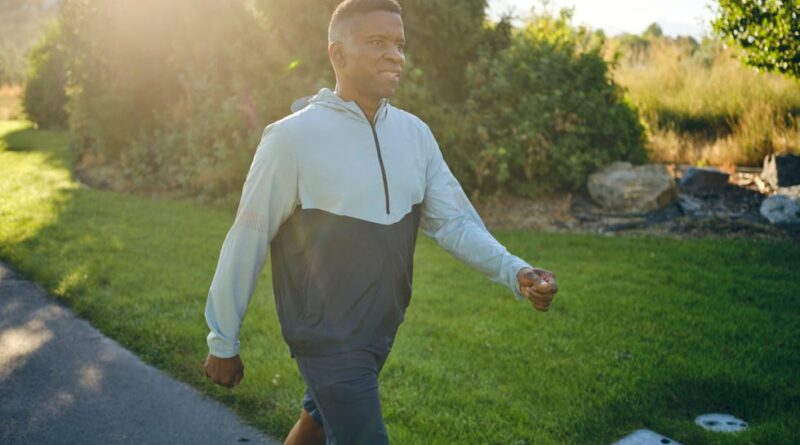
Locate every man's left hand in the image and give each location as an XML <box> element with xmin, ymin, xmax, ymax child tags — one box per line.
<box><xmin>517</xmin><ymin>267</ymin><xmax>558</xmax><ymax>312</ymax></box>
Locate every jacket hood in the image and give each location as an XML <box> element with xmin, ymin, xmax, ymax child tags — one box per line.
<box><xmin>303</xmin><ymin>87</ymin><xmax>390</xmax><ymax>125</ymax></box>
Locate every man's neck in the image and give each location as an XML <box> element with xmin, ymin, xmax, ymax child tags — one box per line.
<box><xmin>334</xmin><ymin>85</ymin><xmax>381</xmax><ymax>124</ymax></box>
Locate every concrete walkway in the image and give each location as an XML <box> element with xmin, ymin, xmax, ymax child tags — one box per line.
<box><xmin>0</xmin><ymin>261</ymin><xmax>280</xmax><ymax>445</ymax></box>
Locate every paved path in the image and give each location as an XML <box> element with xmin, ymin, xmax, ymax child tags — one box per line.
<box><xmin>0</xmin><ymin>261</ymin><xmax>280</xmax><ymax>445</ymax></box>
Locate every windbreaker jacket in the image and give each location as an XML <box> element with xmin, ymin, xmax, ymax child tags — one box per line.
<box><xmin>205</xmin><ymin>87</ymin><xmax>533</xmax><ymax>358</ymax></box>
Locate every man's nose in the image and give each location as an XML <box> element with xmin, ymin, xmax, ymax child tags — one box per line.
<box><xmin>386</xmin><ymin>46</ymin><xmax>405</xmax><ymax>66</ymax></box>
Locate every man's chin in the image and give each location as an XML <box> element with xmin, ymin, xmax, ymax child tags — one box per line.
<box><xmin>360</xmin><ymin>83</ymin><xmax>399</xmax><ymax>102</ymax></box>
<box><xmin>379</xmin><ymin>85</ymin><xmax>399</xmax><ymax>99</ymax></box>
<box><xmin>374</xmin><ymin>78</ymin><xmax>400</xmax><ymax>98</ymax></box>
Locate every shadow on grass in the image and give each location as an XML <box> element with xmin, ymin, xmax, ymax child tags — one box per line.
<box><xmin>1</xmin><ymin>124</ymin><xmax>76</xmax><ymax>167</ymax></box>
<box><xmin>571</xmin><ymin>359</ymin><xmax>800</xmax><ymax>444</ymax></box>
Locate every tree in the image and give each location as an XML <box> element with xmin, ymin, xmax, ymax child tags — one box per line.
<box><xmin>0</xmin><ymin>0</ymin><xmax>58</xmax><ymax>85</ymax></box>
<box><xmin>643</xmin><ymin>22</ymin><xmax>664</xmax><ymax>39</ymax></box>
<box><xmin>23</xmin><ymin>19</ymin><xmax>68</xmax><ymax>128</ymax></box>
<box><xmin>713</xmin><ymin>0</ymin><xmax>800</xmax><ymax>78</ymax></box>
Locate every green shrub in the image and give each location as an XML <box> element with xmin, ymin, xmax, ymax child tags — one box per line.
<box><xmin>55</xmin><ymin>0</ymin><xmax>486</xmax><ymax>203</ymax></box>
<box><xmin>457</xmin><ymin>9</ymin><xmax>647</xmax><ymax>197</ymax></box>
<box><xmin>45</xmin><ymin>1</ymin><xmax>648</xmax><ymax>202</ymax></box>
<box><xmin>57</xmin><ymin>0</ymin><xmax>305</xmax><ymax>203</ymax></box>
<box><xmin>0</xmin><ymin>0</ymin><xmax>59</xmax><ymax>86</ymax></box>
<box><xmin>22</xmin><ymin>20</ymin><xmax>68</xmax><ymax>129</ymax></box>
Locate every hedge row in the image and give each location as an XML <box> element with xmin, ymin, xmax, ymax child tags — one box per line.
<box><xmin>24</xmin><ymin>1</ymin><xmax>646</xmax><ymax>204</ymax></box>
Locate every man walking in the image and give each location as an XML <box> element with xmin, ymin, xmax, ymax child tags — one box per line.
<box><xmin>203</xmin><ymin>1</ymin><xmax>558</xmax><ymax>443</ymax></box>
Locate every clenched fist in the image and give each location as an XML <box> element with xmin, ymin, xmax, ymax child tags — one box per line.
<box><xmin>204</xmin><ymin>354</ymin><xmax>244</xmax><ymax>388</ymax></box>
<box><xmin>517</xmin><ymin>267</ymin><xmax>558</xmax><ymax>312</ymax></box>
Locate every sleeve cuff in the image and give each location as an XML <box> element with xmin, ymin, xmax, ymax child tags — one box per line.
<box><xmin>207</xmin><ymin>332</ymin><xmax>240</xmax><ymax>358</ymax></box>
<box><xmin>511</xmin><ymin>263</ymin><xmax>534</xmax><ymax>301</ymax></box>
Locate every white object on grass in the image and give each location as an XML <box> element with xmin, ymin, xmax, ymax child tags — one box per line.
<box><xmin>613</xmin><ymin>429</ymin><xmax>682</xmax><ymax>445</ymax></box>
<box><xmin>695</xmin><ymin>413</ymin><xmax>748</xmax><ymax>432</ymax></box>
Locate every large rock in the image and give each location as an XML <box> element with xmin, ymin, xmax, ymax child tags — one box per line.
<box><xmin>762</xmin><ymin>153</ymin><xmax>800</xmax><ymax>188</ymax></box>
<box><xmin>587</xmin><ymin>162</ymin><xmax>678</xmax><ymax>213</ymax></box>
<box><xmin>679</xmin><ymin>167</ymin><xmax>730</xmax><ymax>193</ymax></box>
<box><xmin>677</xmin><ymin>193</ymin><xmax>705</xmax><ymax>217</ymax></box>
<box><xmin>760</xmin><ymin>193</ymin><xmax>800</xmax><ymax>224</ymax></box>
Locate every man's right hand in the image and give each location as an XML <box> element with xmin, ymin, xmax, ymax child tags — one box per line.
<box><xmin>518</xmin><ymin>267</ymin><xmax>558</xmax><ymax>312</ymax></box>
<box><xmin>204</xmin><ymin>354</ymin><xmax>244</xmax><ymax>388</ymax></box>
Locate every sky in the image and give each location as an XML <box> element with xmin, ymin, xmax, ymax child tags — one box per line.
<box><xmin>486</xmin><ymin>0</ymin><xmax>717</xmax><ymax>39</ymax></box>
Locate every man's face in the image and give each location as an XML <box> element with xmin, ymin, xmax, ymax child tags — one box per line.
<box><xmin>334</xmin><ymin>10</ymin><xmax>406</xmax><ymax>100</ymax></box>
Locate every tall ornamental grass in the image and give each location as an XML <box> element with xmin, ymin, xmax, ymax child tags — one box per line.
<box><xmin>612</xmin><ymin>38</ymin><xmax>800</xmax><ymax>166</ymax></box>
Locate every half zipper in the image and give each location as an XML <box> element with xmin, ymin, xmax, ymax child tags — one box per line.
<box><xmin>368</xmin><ymin>120</ymin><xmax>391</xmax><ymax>215</ymax></box>
<box><xmin>333</xmin><ymin>95</ymin><xmax>391</xmax><ymax>216</ymax></box>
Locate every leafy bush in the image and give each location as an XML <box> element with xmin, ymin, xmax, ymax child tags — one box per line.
<box><xmin>22</xmin><ymin>20</ymin><xmax>68</xmax><ymax>129</ymax></box>
<box><xmin>30</xmin><ymin>1</ymin><xmax>650</xmax><ymax>202</ymax></box>
<box><xmin>56</xmin><ymin>0</ymin><xmax>304</xmax><ymax>203</ymax></box>
<box><xmin>50</xmin><ymin>0</ymin><xmax>491</xmax><ymax>203</ymax></box>
<box><xmin>455</xmin><ymin>9</ymin><xmax>646</xmax><ymax>197</ymax></box>
<box><xmin>0</xmin><ymin>0</ymin><xmax>59</xmax><ymax>86</ymax></box>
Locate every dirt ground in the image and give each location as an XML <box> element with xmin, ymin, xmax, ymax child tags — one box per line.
<box><xmin>473</xmin><ymin>168</ymin><xmax>800</xmax><ymax>242</ymax></box>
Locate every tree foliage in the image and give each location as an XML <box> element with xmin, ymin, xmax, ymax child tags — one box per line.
<box><xmin>23</xmin><ymin>19</ymin><xmax>68</xmax><ymax>128</ymax></box>
<box><xmin>455</xmin><ymin>9</ymin><xmax>647</xmax><ymax>196</ymax></box>
<box><xmin>58</xmin><ymin>0</ymin><xmax>298</xmax><ymax>202</ymax></box>
<box><xmin>25</xmin><ymin>0</ymin><xmax>647</xmax><ymax>203</ymax></box>
<box><xmin>713</xmin><ymin>0</ymin><xmax>800</xmax><ymax>78</ymax></box>
<box><xmin>0</xmin><ymin>0</ymin><xmax>58</xmax><ymax>85</ymax></box>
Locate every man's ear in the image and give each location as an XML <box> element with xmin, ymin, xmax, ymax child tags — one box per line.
<box><xmin>328</xmin><ymin>41</ymin><xmax>345</xmax><ymax>68</ymax></box>
<box><xmin>328</xmin><ymin>42</ymin><xmax>347</xmax><ymax>67</ymax></box>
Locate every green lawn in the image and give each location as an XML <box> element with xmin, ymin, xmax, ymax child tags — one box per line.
<box><xmin>1</xmin><ymin>119</ymin><xmax>798</xmax><ymax>444</ymax></box>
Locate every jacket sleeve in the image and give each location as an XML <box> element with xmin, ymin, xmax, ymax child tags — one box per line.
<box><xmin>204</xmin><ymin>123</ymin><xmax>299</xmax><ymax>358</ymax></box>
<box><xmin>419</xmin><ymin>125</ymin><xmax>532</xmax><ymax>301</ymax></box>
